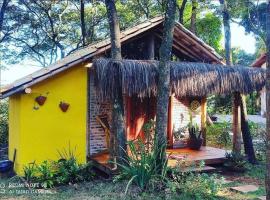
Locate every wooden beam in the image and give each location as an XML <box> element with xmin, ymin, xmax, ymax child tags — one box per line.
<box><xmin>201</xmin><ymin>97</ymin><xmax>207</xmax><ymax>146</ymax></box>
<box><xmin>155</xmin><ymin>32</ymin><xmax>200</xmax><ymax>61</ymax></box>
<box><xmin>147</xmin><ymin>34</ymin><xmax>155</xmax><ymax>60</ymax></box>
<box><xmin>167</xmin><ymin>96</ymin><xmax>174</xmax><ymax>147</ymax></box>
<box><xmin>175</xmin><ymin>24</ymin><xmax>222</xmax><ymax>63</ymax></box>
<box><xmin>232</xmin><ymin>92</ymin><xmax>242</xmax><ymax>152</ymax></box>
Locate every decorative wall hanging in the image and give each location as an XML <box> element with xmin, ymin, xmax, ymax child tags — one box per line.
<box><xmin>190</xmin><ymin>100</ymin><xmax>200</xmax><ymax>111</ymax></box>
<box><xmin>59</xmin><ymin>101</ymin><xmax>70</xmax><ymax>112</ymax></box>
<box><xmin>33</xmin><ymin>92</ymin><xmax>49</xmax><ymax>110</ymax></box>
<box><xmin>35</xmin><ymin>95</ymin><xmax>47</xmax><ymax>106</ymax></box>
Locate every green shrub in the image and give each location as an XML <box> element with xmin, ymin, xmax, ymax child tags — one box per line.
<box><xmin>206</xmin><ymin>122</ymin><xmax>231</xmax><ymax>149</ymax></box>
<box><xmin>0</xmin><ymin>100</ymin><xmax>8</xmax><ymax>145</ymax></box>
<box><xmin>23</xmin><ymin>149</ymin><xmax>95</xmax><ymax>188</ymax></box>
<box><xmin>115</xmin><ymin>139</ymin><xmax>168</xmax><ymax>192</ymax></box>
<box><xmin>168</xmin><ymin>168</ymin><xmax>222</xmax><ymax>200</ymax></box>
<box><xmin>36</xmin><ymin>161</ymin><xmax>56</xmax><ymax>188</ymax></box>
<box><xmin>23</xmin><ymin>162</ymin><xmax>38</xmax><ymax>183</ymax></box>
<box><xmin>224</xmin><ymin>152</ymin><xmax>248</xmax><ymax>172</ymax></box>
<box><xmin>115</xmin><ymin>121</ymin><xmax>168</xmax><ymax>193</ymax></box>
<box><xmin>249</xmin><ymin>122</ymin><xmax>266</xmax><ymax>160</ymax></box>
<box><xmin>55</xmin><ymin>157</ymin><xmax>83</xmax><ymax>185</ymax></box>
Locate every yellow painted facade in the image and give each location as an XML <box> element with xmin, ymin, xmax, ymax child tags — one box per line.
<box><xmin>9</xmin><ymin>65</ymin><xmax>88</xmax><ymax>175</ymax></box>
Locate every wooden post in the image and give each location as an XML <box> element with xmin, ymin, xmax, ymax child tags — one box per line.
<box><xmin>167</xmin><ymin>96</ymin><xmax>173</xmax><ymax>147</ymax></box>
<box><xmin>232</xmin><ymin>92</ymin><xmax>241</xmax><ymax>152</ymax></box>
<box><xmin>201</xmin><ymin>97</ymin><xmax>207</xmax><ymax>146</ymax></box>
<box><xmin>147</xmin><ymin>34</ymin><xmax>155</xmax><ymax>60</ymax></box>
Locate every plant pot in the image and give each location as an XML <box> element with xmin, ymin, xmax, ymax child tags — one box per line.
<box><xmin>59</xmin><ymin>102</ymin><xmax>69</xmax><ymax>112</ymax></box>
<box><xmin>35</xmin><ymin>95</ymin><xmax>47</xmax><ymax>106</ymax></box>
<box><xmin>210</xmin><ymin>116</ymin><xmax>217</xmax><ymax>122</ymax></box>
<box><xmin>0</xmin><ymin>160</ymin><xmax>13</xmax><ymax>173</ymax></box>
<box><xmin>188</xmin><ymin>138</ymin><xmax>202</xmax><ymax>150</ymax></box>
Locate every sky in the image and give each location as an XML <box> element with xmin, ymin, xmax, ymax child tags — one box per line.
<box><xmin>0</xmin><ymin>22</ymin><xmax>257</xmax><ymax>86</ymax></box>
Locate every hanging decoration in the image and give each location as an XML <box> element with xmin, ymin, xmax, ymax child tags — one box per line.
<box><xmin>59</xmin><ymin>101</ymin><xmax>70</xmax><ymax>112</ymax></box>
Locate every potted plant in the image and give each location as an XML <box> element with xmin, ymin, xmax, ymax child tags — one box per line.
<box><xmin>187</xmin><ymin>124</ymin><xmax>203</xmax><ymax>150</ymax></box>
<box><xmin>187</xmin><ymin>110</ymin><xmax>202</xmax><ymax>150</ymax></box>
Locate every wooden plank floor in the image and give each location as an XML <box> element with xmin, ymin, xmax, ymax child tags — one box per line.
<box><xmin>167</xmin><ymin>146</ymin><xmax>227</xmax><ymax>167</ymax></box>
<box><xmin>90</xmin><ymin>146</ymin><xmax>227</xmax><ymax>174</ymax></box>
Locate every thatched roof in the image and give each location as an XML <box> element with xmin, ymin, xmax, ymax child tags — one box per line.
<box><xmin>93</xmin><ymin>59</ymin><xmax>266</xmax><ymax>100</ymax></box>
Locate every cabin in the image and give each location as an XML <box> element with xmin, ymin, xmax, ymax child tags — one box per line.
<box><xmin>0</xmin><ymin>16</ymin><xmax>265</xmax><ymax>175</ymax></box>
<box><xmin>252</xmin><ymin>53</ymin><xmax>267</xmax><ymax>116</ymax></box>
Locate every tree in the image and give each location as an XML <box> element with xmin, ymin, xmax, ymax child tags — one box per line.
<box><xmin>0</xmin><ymin>0</ymin><xmax>10</xmax><ymax>43</ymax></box>
<box><xmin>0</xmin><ymin>0</ymin><xmax>9</xmax><ymax>32</ymax></box>
<box><xmin>155</xmin><ymin>0</ymin><xmax>176</xmax><ymax>168</ymax></box>
<box><xmin>190</xmin><ymin>0</ymin><xmax>197</xmax><ymax>33</ymax></box>
<box><xmin>220</xmin><ymin>0</ymin><xmax>256</xmax><ymax>163</ymax></box>
<box><xmin>178</xmin><ymin>0</ymin><xmax>188</xmax><ymax>24</ymax></box>
<box><xmin>1</xmin><ymin>0</ymin><xmax>107</xmax><ymax>67</ymax></box>
<box><xmin>265</xmin><ymin>1</ymin><xmax>270</xmax><ymax>199</ymax></box>
<box><xmin>104</xmin><ymin>0</ymin><xmax>126</xmax><ymax>168</ymax></box>
<box><xmin>196</xmin><ymin>13</ymin><xmax>222</xmax><ymax>51</ymax></box>
<box><xmin>80</xmin><ymin>0</ymin><xmax>86</xmax><ymax>47</ymax></box>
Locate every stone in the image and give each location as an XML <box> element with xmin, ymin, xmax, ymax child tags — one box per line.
<box><xmin>230</xmin><ymin>185</ymin><xmax>259</xmax><ymax>194</ymax></box>
<box><xmin>256</xmin><ymin>196</ymin><xmax>266</xmax><ymax>200</ymax></box>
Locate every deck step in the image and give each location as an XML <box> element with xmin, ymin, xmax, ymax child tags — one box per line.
<box><xmin>181</xmin><ymin>165</ymin><xmax>216</xmax><ymax>173</ymax></box>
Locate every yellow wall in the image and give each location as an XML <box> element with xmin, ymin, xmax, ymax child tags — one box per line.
<box><xmin>9</xmin><ymin>65</ymin><xmax>88</xmax><ymax>175</ymax></box>
<box><xmin>9</xmin><ymin>95</ymin><xmax>21</xmax><ymax>171</ymax></box>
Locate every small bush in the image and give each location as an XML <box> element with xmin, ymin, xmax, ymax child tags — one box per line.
<box><xmin>249</xmin><ymin>122</ymin><xmax>266</xmax><ymax>160</ymax></box>
<box><xmin>167</xmin><ymin>167</ymin><xmax>222</xmax><ymax>200</ymax></box>
<box><xmin>36</xmin><ymin>161</ymin><xmax>56</xmax><ymax>188</ymax></box>
<box><xmin>224</xmin><ymin>152</ymin><xmax>248</xmax><ymax>172</ymax></box>
<box><xmin>23</xmin><ymin>151</ymin><xmax>95</xmax><ymax>188</ymax></box>
<box><xmin>115</xmin><ymin>121</ymin><xmax>168</xmax><ymax>193</ymax></box>
<box><xmin>23</xmin><ymin>162</ymin><xmax>38</xmax><ymax>183</ymax></box>
<box><xmin>56</xmin><ymin>157</ymin><xmax>83</xmax><ymax>185</ymax></box>
<box><xmin>115</xmin><ymin>139</ymin><xmax>168</xmax><ymax>192</ymax></box>
<box><xmin>206</xmin><ymin>122</ymin><xmax>231</xmax><ymax>149</ymax></box>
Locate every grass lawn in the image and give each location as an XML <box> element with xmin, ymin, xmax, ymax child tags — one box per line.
<box><xmin>0</xmin><ymin>162</ymin><xmax>266</xmax><ymax>200</ymax></box>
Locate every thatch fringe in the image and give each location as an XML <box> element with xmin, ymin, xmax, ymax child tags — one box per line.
<box><xmin>93</xmin><ymin>58</ymin><xmax>266</xmax><ymax>100</ymax></box>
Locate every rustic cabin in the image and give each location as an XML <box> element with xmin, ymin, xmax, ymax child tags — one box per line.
<box><xmin>0</xmin><ymin>16</ymin><xmax>265</xmax><ymax>175</ymax></box>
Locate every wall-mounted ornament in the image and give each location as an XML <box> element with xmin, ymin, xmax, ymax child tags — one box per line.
<box><xmin>35</xmin><ymin>95</ymin><xmax>47</xmax><ymax>106</ymax></box>
<box><xmin>59</xmin><ymin>101</ymin><xmax>70</xmax><ymax>112</ymax></box>
<box><xmin>190</xmin><ymin>100</ymin><xmax>200</xmax><ymax>111</ymax></box>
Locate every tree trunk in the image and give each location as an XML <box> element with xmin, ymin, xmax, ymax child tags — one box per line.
<box><xmin>265</xmin><ymin>1</ymin><xmax>270</xmax><ymax>199</ymax></box>
<box><xmin>104</xmin><ymin>0</ymin><xmax>126</xmax><ymax>168</ymax></box>
<box><xmin>190</xmin><ymin>0</ymin><xmax>197</xmax><ymax>34</ymax></box>
<box><xmin>80</xmin><ymin>0</ymin><xmax>86</xmax><ymax>47</ymax></box>
<box><xmin>220</xmin><ymin>0</ymin><xmax>255</xmax><ymax>157</ymax></box>
<box><xmin>220</xmin><ymin>0</ymin><xmax>232</xmax><ymax>64</ymax></box>
<box><xmin>155</xmin><ymin>0</ymin><xmax>176</xmax><ymax>169</ymax></box>
<box><xmin>220</xmin><ymin>0</ymin><xmax>241</xmax><ymax>153</ymax></box>
<box><xmin>0</xmin><ymin>0</ymin><xmax>9</xmax><ymax>32</ymax></box>
<box><xmin>232</xmin><ymin>92</ymin><xmax>242</xmax><ymax>152</ymax></box>
<box><xmin>240</xmin><ymin>95</ymin><xmax>257</xmax><ymax>164</ymax></box>
<box><xmin>178</xmin><ymin>0</ymin><xmax>187</xmax><ymax>24</ymax></box>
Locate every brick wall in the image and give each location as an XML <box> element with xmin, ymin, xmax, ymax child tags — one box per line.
<box><xmin>88</xmin><ymin>72</ymin><xmax>112</xmax><ymax>155</ymax></box>
<box><xmin>88</xmin><ymin>74</ymin><xmax>202</xmax><ymax>155</ymax></box>
<box><xmin>171</xmin><ymin>96</ymin><xmax>201</xmax><ymax>137</ymax></box>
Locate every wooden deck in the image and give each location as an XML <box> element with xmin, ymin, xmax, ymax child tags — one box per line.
<box><xmin>89</xmin><ymin>146</ymin><xmax>227</xmax><ymax>174</ymax></box>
